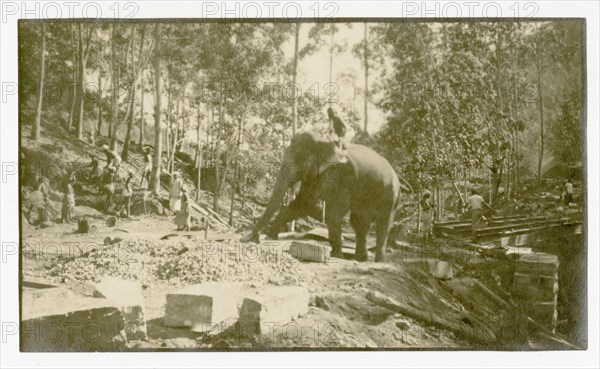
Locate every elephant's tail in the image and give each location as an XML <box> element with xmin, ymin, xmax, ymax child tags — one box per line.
<box><xmin>398</xmin><ymin>177</ymin><xmax>414</xmax><ymax>194</ymax></box>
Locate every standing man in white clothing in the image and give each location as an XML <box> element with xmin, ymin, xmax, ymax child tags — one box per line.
<box><xmin>169</xmin><ymin>172</ymin><xmax>183</xmax><ymax>214</ymax></box>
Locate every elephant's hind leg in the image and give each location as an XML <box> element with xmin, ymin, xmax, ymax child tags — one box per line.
<box><xmin>350</xmin><ymin>212</ymin><xmax>371</xmax><ymax>261</ymax></box>
<box><xmin>374</xmin><ymin>213</ymin><xmax>395</xmax><ymax>262</ymax></box>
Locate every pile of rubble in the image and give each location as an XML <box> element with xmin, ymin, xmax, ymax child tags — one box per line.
<box><xmin>41</xmin><ymin>238</ymin><xmax>313</xmax><ymax>287</ymax></box>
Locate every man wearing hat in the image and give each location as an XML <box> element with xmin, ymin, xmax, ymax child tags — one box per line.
<box><xmin>169</xmin><ymin>172</ymin><xmax>184</xmax><ymax>214</ymax></box>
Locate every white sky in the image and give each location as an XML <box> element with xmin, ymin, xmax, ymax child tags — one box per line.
<box><xmin>280</xmin><ymin>22</ymin><xmax>385</xmax><ymax>135</ymax></box>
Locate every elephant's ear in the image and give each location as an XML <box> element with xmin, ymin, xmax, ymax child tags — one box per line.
<box><xmin>315</xmin><ymin>140</ymin><xmax>348</xmax><ymax>174</ymax></box>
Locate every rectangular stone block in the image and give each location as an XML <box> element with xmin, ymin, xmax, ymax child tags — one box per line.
<box><xmin>289</xmin><ymin>241</ymin><xmax>331</xmax><ymax>262</ymax></box>
<box><xmin>529</xmin><ymin>300</ymin><xmax>558</xmax><ymax>331</ymax></box>
<box><xmin>164</xmin><ymin>282</ymin><xmax>245</xmax><ymax>333</ymax></box>
<box><xmin>238</xmin><ymin>286</ymin><xmax>309</xmax><ymax>337</ymax></box>
<box><xmin>21</xmin><ymin>287</ymin><xmax>126</xmax><ymax>351</ymax></box>
<box><xmin>94</xmin><ymin>277</ymin><xmax>147</xmax><ymax>340</ymax></box>
<box><xmin>511</xmin><ymin>272</ymin><xmax>558</xmax><ymax>300</ymax></box>
<box><xmin>515</xmin><ymin>253</ymin><xmax>559</xmax><ymax>276</ymax></box>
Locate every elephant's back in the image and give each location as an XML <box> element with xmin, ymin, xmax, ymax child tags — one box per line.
<box><xmin>346</xmin><ymin>144</ymin><xmax>400</xmax><ymax>213</ymax></box>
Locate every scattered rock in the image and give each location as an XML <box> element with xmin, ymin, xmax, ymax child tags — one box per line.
<box><xmin>38</xmin><ymin>221</ymin><xmax>53</xmax><ymax>229</ymax></box>
<box><xmin>106</xmin><ymin>216</ymin><xmax>117</xmax><ymax>227</ymax></box>
<box><xmin>103</xmin><ymin>236</ymin><xmax>124</xmax><ymax>246</ymax></box>
<box><xmin>315</xmin><ymin>295</ymin><xmax>330</xmax><ymax>311</ymax></box>
<box><xmin>77</xmin><ymin>219</ymin><xmax>89</xmax><ymax>233</ymax></box>
<box><xmin>395</xmin><ymin>321</ymin><xmax>410</xmax><ymax>331</ymax></box>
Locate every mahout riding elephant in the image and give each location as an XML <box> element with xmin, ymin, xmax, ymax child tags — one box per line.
<box><xmin>242</xmin><ymin>131</ymin><xmax>411</xmax><ymax>262</ymax></box>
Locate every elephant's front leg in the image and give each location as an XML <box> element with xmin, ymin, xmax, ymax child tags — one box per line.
<box><xmin>265</xmin><ymin>198</ymin><xmax>318</xmax><ymax>239</ymax></box>
<box><xmin>265</xmin><ymin>180</ymin><xmax>321</xmax><ymax>239</ymax></box>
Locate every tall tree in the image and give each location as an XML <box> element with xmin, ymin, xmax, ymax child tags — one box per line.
<box><xmin>109</xmin><ymin>24</ymin><xmax>120</xmax><ymax>150</ymax></box>
<box><xmin>291</xmin><ymin>23</ymin><xmax>300</xmax><ymax>135</ymax></box>
<box><xmin>31</xmin><ymin>23</ymin><xmax>46</xmax><ymax>141</ymax></box>
<box><xmin>150</xmin><ymin>24</ymin><xmax>163</xmax><ymax>194</ymax></box>
<box><xmin>75</xmin><ymin>23</ymin><xmax>95</xmax><ymax>140</ymax></box>
<box><xmin>363</xmin><ymin>22</ymin><xmax>369</xmax><ymax>132</ymax></box>
<box><xmin>122</xmin><ymin>25</ymin><xmax>154</xmax><ymax>160</ymax></box>
<box><xmin>67</xmin><ymin>25</ymin><xmax>77</xmax><ymax>131</ymax></box>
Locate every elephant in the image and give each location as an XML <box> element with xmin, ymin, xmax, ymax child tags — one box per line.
<box><xmin>242</xmin><ymin>131</ymin><xmax>411</xmax><ymax>262</ymax></box>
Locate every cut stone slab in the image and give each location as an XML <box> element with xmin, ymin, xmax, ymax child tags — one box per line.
<box><xmin>21</xmin><ymin>287</ymin><xmax>126</xmax><ymax>351</ymax></box>
<box><xmin>238</xmin><ymin>286</ymin><xmax>309</xmax><ymax>337</ymax></box>
<box><xmin>512</xmin><ymin>272</ymin><xmax>558</xmax><ymax>300</ymax></box>
<box><xmin>289</xmin><ymin>241</ymin><xmax>331</xmax><ymax>262</ymax></box>
<box><xmin>164</xmin><ymin>282</ymin><xmax>246</xmax><ymax>333</ymax></box>
<box><xmin>515</xmin><ymin>253</ymin><xmax>559</xmax><ymax>276</ymax></box>
<box><xmin>94</xmin><ymin>277</ymin><xmax>147</xmax><ymax>340</ymax></box>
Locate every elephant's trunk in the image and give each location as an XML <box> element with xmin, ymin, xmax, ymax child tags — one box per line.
<box><xmin>251</xmin><ymin>148</ymin><xmax>298</xmax><ymax>236</ymax></box>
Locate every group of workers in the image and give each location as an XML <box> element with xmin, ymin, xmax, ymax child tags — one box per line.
<box><xmin>86</xmin><ymin>144</ymin><xmax>155</xmax><ymax>217</ymax></box>
<box><xmin>420</xmin><ymin>178</ymin><xmax>576</xmax><ymax>244</ymax></box>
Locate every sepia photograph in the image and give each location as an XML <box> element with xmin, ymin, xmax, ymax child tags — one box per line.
<box><xmin>16</xmin><ymin>15</ymin><xmax>587</xmax><ymax>353</ymax></box>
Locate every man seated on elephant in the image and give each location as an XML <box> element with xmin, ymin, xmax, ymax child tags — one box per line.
<box><xmin>327</xmin><ymin>107</ymin><xmax>349</xmax><ymax>155</ymax></box>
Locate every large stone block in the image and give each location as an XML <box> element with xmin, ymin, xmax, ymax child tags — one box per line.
<box><xmin>512</xmin><ymin>272</ymin><xmax>558</xmax><ymax>301</ymax></box>
<box><xmin>238</xmin><ymin>286</ymin><xmax>309</xmax><ymax>337</ymax></box>
<box><xmin>164</xmin><ymin>282</ymin><xmax>245</xmax><ymax>333</ymax></box>
<box><xmin>94</xmin><ymin>277</ymin><xmax>147</xmax><ymax>340</ymax></box>
<box><xmin>515</xmin><ymin>253</ymin><xmax>559</xmax><ymax>276</ymax></box>
<box><xmin>288</xmin><ymin>241</ymin><xmax>331</xmax><ymax>262</ymax></box>
<box><xmin>21</xmin><ymin>287</ymin><xmax>126</xmax><ymax>351</ymax></box>
<box><xmin>530</xmin><ymin>300</ymin><xmax>558</xmax><ymax>330</ymax></box>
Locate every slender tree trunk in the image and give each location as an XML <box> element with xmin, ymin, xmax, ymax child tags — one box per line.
<box><xmin>240</xmin><ymin>171</ymin><xmax>247</xmax><ymax>213</ymax></box>
<box><xmin>229</xmin><ymin>117</ymin><xmax>243</xmax><ymax>226</ymax></box>
<box><xmin>213</xmin><ymin>95</ymin><xmax>224</xmax><ymax>211</ymax></box>
<box><xmin>122</xmin><ymin>88</ymin><xmax>135</xmax><ymax>161</ymax></box>
<box><xmin>76</xmin><ymin>23</ymin><xmax>86</xmax><ymax>141</ymax></box>
<box><xmin>31</xmin><ymin>24</ymin><xmax>46</xmax><ymax>141</ymax></box>
<box><xmin>165</xmin><ymin>87</ymin><xmax>172</xmax><ymax>172</ymax></box>
<box><xmin>292</xmin><ymin>23</ymin><xmax>300</xmax><ymax>135</ymax></box>
<box><xmin>536</xmin><ymin>56</ymin><xmax>545</xmax><ymax>186</ymax></box>
<box><xmin>96</xmin><ymin>70</ymin><xmax>103</xmax><ymax>136</ymax></box>
<box><xmin>363</xmin><ymin>22</ymin><xmax>369</xmax><ymax>132</ymax></box>
<box><xmin>139</xmin><ymin>74</ymin><xmax>145</xmax><ymax>146</ymax></box>
<box><xmin>110</xmin><ymin>24</ymin><xmax>120</xmax><ymax>150</ymax></box>
<box><xmin>68</xmin><ymin>25</ymin><xmax>77</xmax><ymax>131</ymax></box>
<box><xmin>122</xmin><ymin>28</ymin><xmax>139</xmax><ymax>161</ymax></box>
<box><xmin>328</xmin><ymin>25</ymin><xmax>334</xmax><ymax>116</ymax></box>
<box><xmin>170</xmin><ymin>89</ymin><xmax>182</xmax><ymax>172</ymax></box>
<box><xmin>196</xmin><ymin>102</ymin><xmax>204</xmax><ymax>202</ymax></box>
<box><xmin>150</xmin><ymin>24</ymin><xmax>162</xmax><ymax>194</ymax></box>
